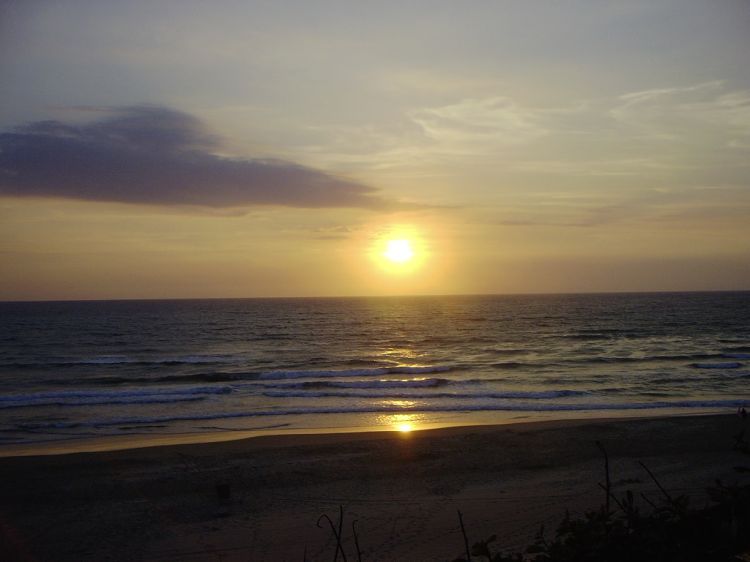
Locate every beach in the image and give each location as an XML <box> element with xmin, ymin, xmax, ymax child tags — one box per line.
<box><xmin>1</xmin><ymin>413</ymin><xmax>747</xmax><ymax>561</ymax></box>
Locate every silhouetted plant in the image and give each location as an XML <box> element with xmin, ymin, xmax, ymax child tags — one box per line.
<box><xmin>453</xmin><ymin>425</ymin><xmax>750</xmax><ymax>562</ymax></box>
<box><xmin>306</xmin><ymin>425</ymin><xmax>750</xmax><ymax>562</ymax></box>
<box><xmin>452</xmin><ymin>511</ymin><xmax>522</xmax><ymax>562</ymax></box>
<box><xmin>351</xmin><ymin>519</ymin><xmax>363</xmax><ymax>562</ymax></box>
<box><xmin>457</xmin><ymin>509</ymin><xmax>472</xmax><ymax>562</ymax></box>
<box><xmin>470</xmin><ymin>534</ymin><xmax>523</xmax><ymax>562</ymax></box>
<box><xmin>596</xmin><ymin>441</ymin><xmax>611</xmax><ymax>516</ymax></box>
<box><xmin>520</xmin><ymin>434</ymin><xmax>750</xmax><ymax>562</ymax></box>
<box><xmin>317</xmin><ymin>505</ymin><xmax>349</xmax><ymax>562</ymax></box>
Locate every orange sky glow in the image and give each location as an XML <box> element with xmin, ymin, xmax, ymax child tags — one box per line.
<box><xmin>1</xmin><ymin>1</ymin><xmax>748</xmax><ymax>300</ymax></box>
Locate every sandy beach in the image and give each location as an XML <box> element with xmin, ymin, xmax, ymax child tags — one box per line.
<box><xmin>1</xmin><ymin>413</ymin><xmax>747</xmax><ymax>562</ymax></box>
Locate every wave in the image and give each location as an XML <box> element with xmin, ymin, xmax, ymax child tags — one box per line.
<box><xmin>724</xmin><ymin>353</ymin><xmax>750</xmax><ymax>360</ymax></box>
<box><xmin>0</xmin><ymin>385</ymin><xmax>232</xmax><ymax>408</ymax></box>
<box><xmin>649</xmin><ymin>375</ymin><xmax>699</xmax><ymax>384</ymax></box>
<box><xmin>485</xmin><ymin>348</ymin><xmax>527</xmax><ymax>356</ymax></box>
<box><xmin>581</xmin><ymin>353</ymin><xmax>721</xmax><ymax>364</ymax></box>
<box><xmin>41</xmin><ymin>368</ymin><xmax>457</xmax><ymax>387</ymax></box>
<box><xmin>65</xmin><ymin>372</ymin><xmax>255</xmax><ymax>385</ymax></box>
<box><xmin>262</xmin><ymin>389</ymin><xmax>590</xmax><ymax>400</ymax></box>
<box><xmin>3</xmin><ymin>354</ymin><xmax>240</xmax><ymax>368</ymax></box>
<box><xmin>488</xmin><ymin>353</ymin><xmax>725</xmax><ymax>370</ymax></box>
<box><xmin>561</xmin><ymin>333</ymin><xmax>614</xmax><ymax>341</ymax></box>
<box><xmin>257</xmin><ymin>365</ymin><xmax>454</xmax><ymax>381</ymax></box>
<box><xmin>0</xmin><ymin>395</ymin><xmax>205</xmax><ymax>409</ymax></box>
<box><xmin>491</xmin><ymin>361</ymin><xmax>527</xmax><ymax>369</ymax></box>
<box><xmin>22</xmin><ymin>398</ymin><xmax>749</xmax><ymax>430</ymax></box>
<box><xmin>558</xmin><ymin>328</ymin><xmax>657</xmax><ymax>340</ymax></box>
<box><xmin>691</xmin><ymin>362</ymin><xmax>742</xmax><ymax>369</ymax></box>
<box><xmin>258</xmin><ymin>378</ymin><xmax>451</xmax><ymax>390</ymax></box>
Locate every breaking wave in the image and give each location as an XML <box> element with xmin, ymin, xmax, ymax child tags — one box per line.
<box><xmin>257</xmin><ymin>378</ymin><xmax>451</xmax><ymax>390</ymax></box>
<box><xmin>262</xmin><ymin>389</ymin><xmax>590</xmax><ymax>399</ymax></box>
<box><xmin>0</xmin><ymin>385</ymin><xmax>232</xmax><ymax>409</ymax></box>
<box><xmin>257</xmin><ymin>365</ymin><xmax>454</xmax><ymax>381</ymax></box>
<box><xmin>21</xmin><ymin>398</ymin><xmax>749</xmax><ymax>430</ymax></box>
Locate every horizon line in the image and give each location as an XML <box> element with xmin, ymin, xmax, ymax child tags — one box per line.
<box><xmin>1</xmin><ymin>288</ymin><xmax>749</xmax><ymax>305</ymax></box>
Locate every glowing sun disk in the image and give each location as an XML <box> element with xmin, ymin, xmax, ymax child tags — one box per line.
<box><xmin>384</xmin><ymin>240</ymin><xmax>414</xmax><ymax>263</ymax></box>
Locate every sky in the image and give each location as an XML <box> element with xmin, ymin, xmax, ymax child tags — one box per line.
<box><xmin>1</xmin><ymin>0</ymin><xmax>749</xmax><ymax>300</ymax></box>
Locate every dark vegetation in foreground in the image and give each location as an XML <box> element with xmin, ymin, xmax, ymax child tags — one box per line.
<box><xmin>313</xmin><ymin>427</ymin><xmax>750</xmax><ymax>562</ymax></box>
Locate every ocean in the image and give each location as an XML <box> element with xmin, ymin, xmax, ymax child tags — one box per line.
<box><xmin>1</xmin><ymin>292</ymin><xmax>748</xmax><ymax>449</ymax></box>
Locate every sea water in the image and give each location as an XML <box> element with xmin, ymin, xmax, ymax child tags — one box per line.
<box><xmin>1</xmin><ymin>292</ymin><xmax>748</xmax><ymax>448</ymax></box>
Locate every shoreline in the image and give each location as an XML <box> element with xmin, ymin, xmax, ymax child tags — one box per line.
<box><xmin>1</xmin><ymin>412</ymin><xmax>747</xmax><ymax>561</ymax></box>
<box><xmin>0</xmin><ymin>408</ymin><xmax>730</xmax><ymax>458</ymax></box>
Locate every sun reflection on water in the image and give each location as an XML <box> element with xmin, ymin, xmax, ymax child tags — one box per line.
<box><xmin>375</xmin><ymin>347</ymin><xmax>426</xmax><ymax>361</ymax></box>
<box><xmin>380</xmin><ymin>399</ymin><xmax>417</xmax><ymax>408</ymax></box>
<box><xmin>376</xmin><ymin>412</ymin><xmax>424</xmax><ymax>433</ymax></box>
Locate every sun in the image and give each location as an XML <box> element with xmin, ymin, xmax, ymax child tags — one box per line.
<box><xmin>366</xmin><ymin>225</ymin><xmax>428</xmax><ymax>276</ymax></box>
<box><xmin>383</xmin><ymin>239</ymin><xmax>414</xmax><ymax>263</ymax></box>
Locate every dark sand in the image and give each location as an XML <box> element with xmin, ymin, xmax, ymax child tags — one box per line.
<box><xmin>1</xmin><ymin>414</ymin><xmax>748</xmax><ymax>561</ymax></box>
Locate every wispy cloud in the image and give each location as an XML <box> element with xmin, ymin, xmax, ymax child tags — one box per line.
<box><xmin>488</xmin><ymin>184</ymin><xmax>750</xmax><ymax>230</ymax></box>
<box><xmin>611</xmin><ymin>81</ymin><xmax>750</xmax><ymax>147</ymax></box>
<box><xmin>0</xmin><ymin>106</ymin><xmax>395</xmax><ymax>210</ymax></box>
<box><xmin>409</xmin><ymin>96</ymin><xmax>548</xmax><ymax>148</ymax></box>
<box><xmin>292</xmin><ymin>83</ymin><xmax>750</xmax><ymax>184</ymax></box>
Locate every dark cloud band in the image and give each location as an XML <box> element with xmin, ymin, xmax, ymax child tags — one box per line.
<box><xmin>0</xmin><ymin>106</ymin><xmax>389</xmax><ymax>209</ymax></box>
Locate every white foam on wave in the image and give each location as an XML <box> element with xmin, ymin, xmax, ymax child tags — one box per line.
<box><xmin>258</xmin><ymin>378</ymin><xmax>450</xmax><ymax>390</ymax></box>
<box><xmin>0</xmin><ymin>385</ymin><xmax>232</xmax><ymax>408</ymax></box>
<box><xmin>257</xmin><ymin>365</ymin><xmax>453</xmax><ymax>381</ymax></box>
<box><xmin>23</xmin><ymin>398</ymin><xmax>748</xmax><ymax>430</ymax></box>
<box><xmin>262</xmin><ymin>389</ymin><xmax>589</xmax><ymax>400</ymax></box>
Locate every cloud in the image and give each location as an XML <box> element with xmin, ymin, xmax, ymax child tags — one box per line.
<box><xmin>611</xmin><ymin>81</ymin><xmax>750</xmax><ymax>146</ymax></box>
<box><xmin>489</xmin><ymin>184</ymin><xmax>750</xmax><ymax>230</ymax></box>
<box><xmin>0</xmin><ymin>106</ymin><xmax>392</xmax><ymax>209</ymax></box>
<box><xmin>292</xmin><ymin>83</ymin><xmax>750</xmax><ymax>187</ymax></box>
<box><xmin>409</xmin><ymin>96</ymin><xmax>548</xmax><ymax>149</ymax></box>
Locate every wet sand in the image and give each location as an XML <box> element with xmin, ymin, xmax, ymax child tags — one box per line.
<box><xmin>1</xmin><ymin>414</ymin><xmax>747</xmax><ymax>561</ymax></box>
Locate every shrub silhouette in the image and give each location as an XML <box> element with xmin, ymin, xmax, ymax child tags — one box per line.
<box><xmin>312</xmin><ymin>425</ymin><xmax>750</xmax><ymax>562</ymax></box>
<box><xmin>452</xmin><ymin>430</ymin><xmax>750</xmax><ymax>562</ymax></box>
